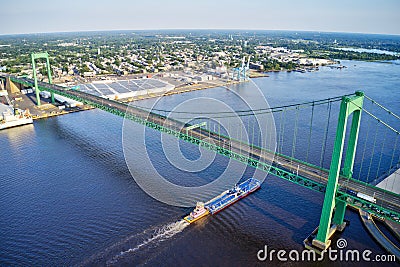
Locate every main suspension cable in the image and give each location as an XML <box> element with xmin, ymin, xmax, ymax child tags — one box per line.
<box><xmin>365</xmin><ymin>95</ymin><xmax>400</xmax><ymax>121</ymax></box>
<box><xmin>127</xmin><ymin>94</ymin><xmax>349</xmax><ymax>117</ymax></box>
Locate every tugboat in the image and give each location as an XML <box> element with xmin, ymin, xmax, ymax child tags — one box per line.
<box><xmin>184</xmin><ymin>202</ymin><xmax>209</xmax><ymax>223</ymax></box>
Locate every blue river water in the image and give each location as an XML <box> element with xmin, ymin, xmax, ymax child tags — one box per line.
<box><xmin>0</xmin><ymin>60</ymin><xmax>399</xmax><ymax>266</ymax></box>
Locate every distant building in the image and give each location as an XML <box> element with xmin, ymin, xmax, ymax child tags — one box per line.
<box><xmin>249</xmin><ymin>62</ymin><xmax>264</xmax><ymax>71</ymax></box>
<box><xmin>194</xmin><ymin>74</ymin><xmax>213</xmax><ymax>82</ymax></box>
<box><xmin>83</xmin><ymin>71</ymin><xmax>96</xmax><ymax>77</ymax></box>
<box><xmin>297</xmin><ymin>58</ymin><xmax>330</xmax><ymax>66</ymax></box>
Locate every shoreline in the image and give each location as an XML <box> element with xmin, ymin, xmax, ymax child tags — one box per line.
<box><xmin>4</xmin><ymin>60</ymin><xmax>355</xmax><ymax>122</ymax></box>
<box><xmin>31</xmin><ymin>106</ymin><xmax>94</xmax><ymax>120</ymax></box>
<box><xmin>4</xmin><ymin>60</ymin><xmax>363</xmax><ymax>123</ymax></box>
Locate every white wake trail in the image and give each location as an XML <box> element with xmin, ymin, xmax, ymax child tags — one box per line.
<box><xmin>108</xmin><ymin>219</ymin><xmax>189</xmax><ymax>264</ymax></box>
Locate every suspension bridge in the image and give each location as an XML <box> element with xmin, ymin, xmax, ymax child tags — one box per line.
<box><xmin>1</xmin><ymin>63</ymin><xmax>399</xmax><ymax>251</ymax></box>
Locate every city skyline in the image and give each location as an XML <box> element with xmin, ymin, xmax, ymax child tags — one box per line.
<box><xmin>1</xmin><ymin>0</ymin><xmax>400</xmax><ymax>35</ymax></box>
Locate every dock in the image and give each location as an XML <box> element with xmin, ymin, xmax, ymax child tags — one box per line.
<box><xmin>30</xmin><ymin>105</ymin><xmax>94</xmax><ymax>120</ymax></box>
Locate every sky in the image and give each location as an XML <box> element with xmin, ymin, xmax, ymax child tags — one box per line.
<box><xmin>1</xmin><ymin>0</ymin><xmax>399</xmax><ymax>35</ymax></box>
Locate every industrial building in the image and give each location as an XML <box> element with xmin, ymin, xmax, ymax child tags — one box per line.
<box><xmin>77</xmin><ymin>78</ymin><xmax>175</xmax><ymax>100</ymax></box>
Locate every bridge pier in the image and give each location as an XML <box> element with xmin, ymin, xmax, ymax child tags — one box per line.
<box><xmin>310</xmin><ymin>91</ymin><xmax>364</xmax><ymax>251</ymax></box>
<box><xmin>5</xmin><ymin>77</ymin><xmax>22</xmax><ymax>94</ymax></box>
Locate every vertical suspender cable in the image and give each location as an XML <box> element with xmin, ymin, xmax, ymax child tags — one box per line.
<box><xmin>389</xmin><ymin>134</ymin><xmax>399</xmax><ymax>170</ymax></box>
<box><xmin>398</xmin><ymin>140</ymin><xmax>400</xmax><ymax>164</ymax></box>
<box><xmin>218</xmin><ymin>119</ymin><xmax>221</xmax><ymax>138</ymax></box>
<box><xmin>256</xmin><ymin>119</ymin><xmax>261</xmax><ymax>148</ymax></box>
<box><xmin>320</xmin><ymin>101</ymin><xmax>332</xmax><ymax>168</ymax></box>
<box><xmin>366</xmin><ymin>122</ymin><xmax>379</xmax><ymax>183</ymax></box>
<box><xmin>239</xmin><ymin>116</ymin><xmax>242</xmax><ymax>156</ymax></box>
<box><xmin>249</xmin><ymin>120</ymin><xmax>258</xmax><ymax>145</ymax></box>
<box><xmin>306</xmin><ymin>102</ymin><xmax>315</xmax><ymax>162</ymax></box>
<box><xmin>291</xmin><ymin>106</ymin><xmax>299</xmax><ymax>164</ymax></box>
<box><xmin>278</xmin><ymin>111</ymin><xmax>284</xmax><ymax>154</ymax></box>
<box><xmin>208</xmin><ymin>119</ymin><xmax>211</xmax><ymax>140</ymax></box>
<box><xmin>280</xmin><ymin>109</ymin><xmax>287</xmax><ymax>154</ymax></box>
<box><xmin>375</xmin><ymin>130</ymin><xmax>387</xmax><ymax>180</ymax></box>
<box><xmin>228</xmin><ymin>116</ymin><xmax>231</xmax><ymax>141</ymax></box>
<box><xmin>387</xmin><ymin>134</ymin><xmax>399</xmax><ymax>194</ymax></box>
<box><xmin>358</xmin><ymin>117</ymin><xmax>372</xmax><ymax>180</ymax></box>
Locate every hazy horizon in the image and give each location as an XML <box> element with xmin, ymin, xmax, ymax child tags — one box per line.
<box><xmin>1</xmin><ymin>0</ymin><xmax>399</xmax><ymax>36</ymax></box>
<box><xmin>1</xmin><ymin>29</ymin><xmax>400</xmax><ymax>37</ymax></box>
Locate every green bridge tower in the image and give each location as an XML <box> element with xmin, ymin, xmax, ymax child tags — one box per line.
<box><xmin>31</xmin><ymin>52</ymin><xmax>54</xmax><ymax>106</ymax></box>
<box><xmin>312</xmin><ymin>91</ymin><xmax>364</xmax><ymax>250</ymax></box>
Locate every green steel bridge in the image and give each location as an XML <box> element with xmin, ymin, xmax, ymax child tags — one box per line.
<box><xmin>1</xmin><ymin>70</ymin><xmax>399</xmax><ymax>250</ymax></box>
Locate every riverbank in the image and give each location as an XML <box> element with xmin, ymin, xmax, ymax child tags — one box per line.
<box><xmin>6</xmin><ymin>91</ymin><xmax>94</xmax><ymax>120</ymax></box>
<box><xmin>30</xmin><ymin>105</ymin><xmax>94</xmax><ymax>120</ymax></box>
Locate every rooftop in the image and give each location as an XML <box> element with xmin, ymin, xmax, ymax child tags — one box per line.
<box><xmin>77</xmin><ymin>78</ymin><xmax>174</xmax><ymax>99</ymax></box>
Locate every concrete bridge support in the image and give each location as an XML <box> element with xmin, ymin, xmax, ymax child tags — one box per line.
<box><xmin>5</xmin><ymin>77</ymin><xmax>23</xmax><ymax>94</ymax></box>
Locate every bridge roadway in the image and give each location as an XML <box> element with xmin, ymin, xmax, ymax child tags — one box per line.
<box><xmin>2</xmin><ymin>73</ymin><xmax>400</xmax><ymax>221</ymax></box>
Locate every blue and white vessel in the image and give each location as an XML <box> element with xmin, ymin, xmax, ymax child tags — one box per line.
<box><xmin>205</xmin><ymin>178</ymin><xmax>261</xmax><ymax>214</ymax></box>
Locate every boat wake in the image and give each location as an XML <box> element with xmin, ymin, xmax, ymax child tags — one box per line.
<box><xmin>81</xmin><ymin>219</ymin><xmax>190</xmax><ymax>266</ymax></box>
<box><xmin>82</xmin><ymin>219</ymin><xmax>190</xmax><ymax>266</ymax></box>
<box><xmin>97</xmin><ymin>219</ymin><xmax>190</xmax><ymax>265</ymax></box>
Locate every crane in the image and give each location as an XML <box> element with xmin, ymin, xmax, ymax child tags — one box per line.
<box><xmin>232</xmin><ymin>56</ymin><xmax>251</xmax><ymax>81</ymax></box>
